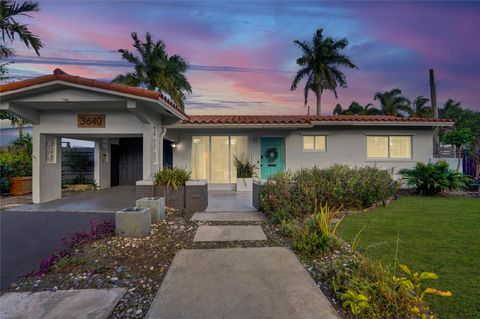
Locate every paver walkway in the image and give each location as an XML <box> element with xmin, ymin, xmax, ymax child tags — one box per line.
<box><xmin>147</xmin><ymin>211</ymin><xmax>339</xmax><ymax>319</ymax></box>
<box><xmin>0</xmin><ymin>288</ymin><xmax>126</xmax><ymax>319</ymax></box>
<box><xmin>193</xmin><ymin>225</ymin><xmax>267</xmax><ymax>242</ymax></box>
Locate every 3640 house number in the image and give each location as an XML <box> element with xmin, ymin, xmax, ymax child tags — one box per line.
<box><xmin>77</xmin><ymin>114</ymin><xmax>105</xmax><ymax>128</ymax></box>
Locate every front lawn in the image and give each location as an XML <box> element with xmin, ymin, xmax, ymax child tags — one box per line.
<box><xmin>338</xmin><ymin>196</ymin><xmax>480</xmax><ymax>319</ymax></box>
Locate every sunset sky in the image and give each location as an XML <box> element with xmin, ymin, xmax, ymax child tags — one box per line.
<box><xmin>6</xmin><ymin>1</ymin><xmax>480</xmax><ymax>114</ymax></box>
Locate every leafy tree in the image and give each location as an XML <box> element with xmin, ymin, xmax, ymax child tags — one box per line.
<box><xmin>373</xmin><ymin>88</ymin><xmax>411</xmax><ymax>116</ymax></box>
<box><xmin>439</xmin><ymin>99</ymin><xmax>480</xmax><ymax>177</ymax></box>
<box><xmin>113</xmin><ymin>32</ymin><xmax>192</xmax><ymax>110</ymax></box>
<box><xmin>333</xmin><ymin>101</ymin><xmax>381</xmax><ymax>115</ymax></box>
<box><xmin>291</xmin><ymin>28</ymin><xmax>357</xmax><ymax>115</ymax></box>
<box><xmin>0</xmin><ymin>0</ymin><xmax>43</xmax><ymax>79</ymax></box>
<box><xmin>409</xmin><ymin>96</ymin><xmax>432</xmax><ymax>118</ymax></box>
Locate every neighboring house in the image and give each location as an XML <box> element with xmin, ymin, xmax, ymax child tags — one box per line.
<box><xmin>0</xmin><ymin>69</ymin><xmax>454</xmax><ymax>203</ymax></box>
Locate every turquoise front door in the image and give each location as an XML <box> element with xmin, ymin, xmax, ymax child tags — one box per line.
<box><xmin>260</xmin><ymin>137</ymin><xmax>285</xmax><ymax>179</ymax></box>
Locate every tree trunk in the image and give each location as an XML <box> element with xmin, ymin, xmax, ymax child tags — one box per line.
<box><xmin>315</xmin><ymin>89</ymin><xmax>322</xmax><ymax>115</ymax></box>
<box><xmin>457</xmin><ymin>146</ymin><xmax>462</xmax><ymax>172</ymax></box>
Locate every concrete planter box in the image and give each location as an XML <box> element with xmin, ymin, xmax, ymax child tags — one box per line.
<box><xmin>252</xmin><ymin>179</ymin><xmax>264</xmax><ymax>210</ymax></box>
<box><xmin>236</xmin><ymin>178</ymin><xmax>253</xmax><ymax>192</ymax></box>
<box><xmin>115</xmin><ymin>207</ymin><xmax>151</xmax><ymax>238</ymax></box>
<box><xmin>136</xmin><ymin>197</ymin><xmax>165</xmax><ymax>223</ymax></box>
<box><xmin>136</xmin><ymin>180</ymin><xmax>208</xmax><ymax>212</ymax></box>
<box><xmin>9</xmin><ymin>176</ymin><xmax>32</xmax><ymax>195</ymax></box>
<box><xmin>186</xmin><ymin>180</ymin><xmax>208</xmax><ymax>212</ymax></box>
<box><xmin>65</xmin><ymin>184</ymin><xmax>95</xmax><ymax>192</ymax></box>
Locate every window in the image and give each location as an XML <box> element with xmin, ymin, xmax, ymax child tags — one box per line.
<box><xmin>45</xmin><ymin>136</ymin><xmax>57</xmax><ymax>164</ymax></box>
<box><xmin>303</xmin><ymin>135</ymin><xmax>326</xmax><ymax>151</ymax></box>
<box><xmin>191</xmin><ymin>136</ymin><xmax>248</xmax><ymax>183</ymax></box>
<box><xmin>367</xmin><ymin>136</ymin><xmax>412</xmax><ymax>159</ymax></box>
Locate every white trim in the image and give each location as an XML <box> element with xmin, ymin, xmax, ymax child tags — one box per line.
<box><xmin>0</xmin><ymin>80</ymin><xmax>187</xmax><ymax>120</ymax></box>
<box><xmin>170</xmin><ymin>123</ymin><xmax>312</xmax><ymax>129</ymax></box>
<box><xmin>311</xmin><ymin>120</ymin><xmax>454</xmax><ymax>127</ymax></box>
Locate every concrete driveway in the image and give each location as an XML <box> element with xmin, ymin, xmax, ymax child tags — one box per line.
<box><xmin>0</xmin><ymin>210</ymin><xmax>114</xmax><ymax>289</ymax></box>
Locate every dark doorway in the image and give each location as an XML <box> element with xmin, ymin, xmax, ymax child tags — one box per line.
<box><xmin>163</xmin><ymin>139</ymin><xmax>173</xmax><ymax>168</ymax></box>
<box><xmin>111</xmin><ymin>138</ymin><xmax>143</xmax><ymax>186</ymax></box>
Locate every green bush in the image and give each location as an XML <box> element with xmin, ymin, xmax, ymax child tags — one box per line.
<box><xmin>293</xmin><ymin>204</ymin><xmax>342</xmax><ymax>255</ymax></box>
<box><xmin>399</xmin><ymin>161</ymin><xmax>467</xmax><ymax>195</ymax></box>
<box><xmin>268</xmin><ymin>208</ymin><xmax>293</xmax><ymax>224</ymax></box>
<box><xmin>0</xmin><ymin>150</ymin><xmax>32</xmax><ymax>193</ymax></box>
<box><xmin>154</xmin><ymin>167</ymin><xmax>191</xmax><ymax>190</ymax></box>
<box><xmin>233</xmin><ymin>155</ymin><xmax>258</xmax><ymax>178</ymax></box>
<box><xmin>260</xmin><ymin>165</ymin><xmax>398</xmax><ymax>220</ymax></box>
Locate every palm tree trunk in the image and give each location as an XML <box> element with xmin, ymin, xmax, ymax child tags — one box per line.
<box><xmin>315</xmin><ymin>89</ymin><xmax>322</xmax><ymax>115</ymax></box>
<box><xmin>457</xmin><ymin>146</ymin><xmax>462</xmax><ymax>172</ymax></box>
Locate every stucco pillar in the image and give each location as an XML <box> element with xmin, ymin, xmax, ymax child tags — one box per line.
<box><xmin>94</xmin><ymin>138</ymin><xmax>110</xmax><ymax>189</ymax></box>
<box><xmin>32</xmin><ymin>130</ymin><xmax>62</xmax><ymax>203</ymax></box>
<box><xmin>142</xmin><ymin>124</ymin><xmax>153</xmax><ymax>181</ymax></box>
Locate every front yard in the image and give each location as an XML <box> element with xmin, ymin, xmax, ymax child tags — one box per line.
<box><xmin>338</xmin><ymin>196</ymin><xmax>480</xmax><ymax>319</ymax></box>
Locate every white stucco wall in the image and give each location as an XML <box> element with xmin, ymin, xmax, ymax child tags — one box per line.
<box><xmin>169</xmin><ymin>126</ymin><xmax>435</xmax><ymax>179</ymax></box>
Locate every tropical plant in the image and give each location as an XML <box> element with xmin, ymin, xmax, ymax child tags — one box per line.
<box><xmin>154</xmin><ymin>167</ymin><xmax>191</xmax><ymax>191</ymax></box>
<box><xmin>409</xmin><ymin>96</ymin><xmax>431</xmax><ymax>118</ymax></box>
<box><xmin>399</xmin><ymin>161</ymin><xmax>467</xmax><ymax>195</ymax></box>
<box><xmin>233</xmin><ymin>155</ymin><xmax>258</xmax><ymax>179</ymax></box>
<box><xmin>333</xmin><ymin>101</ymin><xmax>381</xmax><ymax>115</ymax></box>
<box><xmin>341</xmin><ymin>290</ymin><xmax>369</xmax><ymax>317</ymax></box>
<box><xmin>293</xmin><ymin>203</ymin><xmax>342</xmax><ymax>254</ymax></box>
<box><xmin>291</xmin><ymin>28</ymin><xmax>357</xmax><ymax>115</ymax></box>
<box><xmin>0</xmin><ymin>0</ymin><xmax>43</xmax><ymax>80</ymax></box>
<box><xmin>442</xmin><ymin>128</ymin><xmax>475</xmax><ymax>171</ymax></box>
<box><xmin>113</xmin><ymin>32</ymin><xmax>192</xmax><ymax>110</ymax></box>
<box><xmin>373</xmin><ymin>88</ymin><xmax>411</xmax><ymax>116</ymax></box>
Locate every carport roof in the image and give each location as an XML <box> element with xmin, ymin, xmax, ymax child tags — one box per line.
<box><xmin>0</xmin><ymin>68</ymin><xmax>186</xmax><ymax>119</ymax></box>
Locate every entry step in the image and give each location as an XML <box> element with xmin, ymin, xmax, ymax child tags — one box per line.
<box><xmin>193</xmin><ymin>225</ymin><xmax>267</xmax><ymax>242</ymax></box>
<box><xmin>191</xmin><ymin>211</ymin><xmax>266</xmax><ymax>222</ymax></box>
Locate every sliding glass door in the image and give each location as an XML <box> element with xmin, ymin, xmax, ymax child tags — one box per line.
<box><xmin>191</xmin><ymin>136</ymin><xmax>248</xmax><ymax>183</ymax></box>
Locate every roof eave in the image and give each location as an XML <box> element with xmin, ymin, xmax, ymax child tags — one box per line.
<box><xmin>310</xmin><ymin>120</ymin><xmax>455</xmax><ymax>127</ymax></box>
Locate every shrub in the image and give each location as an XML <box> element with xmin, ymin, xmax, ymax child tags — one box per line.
<box><xmin>63</xmin><ymin>149</ymin><xmax>92</xmax><ymax>184</ymax></box>
<box><xmin>233</xmin><ymin>155</ymin><xmax>258</xmax><ymax>178</ymax></box>
<box><xmin>293</xmin><ymin>204</ymin><xmax>342</xmax><ymax>255</ymax></box>
<box><xmin>260</xmin><ymin>165</ymin><xmax>398</xmax><ymax>220</ymax></box>
<box><xmin>268</xmin><ymin>208</ymin><xmax>293</xmax><ymax>224</ymax></box>
<box><xmin>399</xmin><ymin>161</ymin><xmax>468</xmax><ymax>195</ymax></box>
<box><xmin>154</xmin><ymin>167</ymin><xmax>191</xmax><ymax>190</ymax></box>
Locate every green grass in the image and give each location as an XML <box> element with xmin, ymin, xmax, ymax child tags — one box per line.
<box><xmin>338</xmin><ymin>196</ymin><xmax>480</xmax><ymax>319</ymax></box>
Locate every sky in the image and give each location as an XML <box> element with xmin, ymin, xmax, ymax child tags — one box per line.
<box><xmin>5</xmin><ymin>0</ymin><xmax>480</xmax><ymax>115</ymax></box>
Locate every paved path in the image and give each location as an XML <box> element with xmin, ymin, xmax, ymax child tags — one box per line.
<box><xmin>206</xmin><ymin>191</ymin><xmax>255</xmax><ymax>211</ymax></box>
<box><xmin>147</xmin><ymin>211</ymin><xmax>339</xmax><ymax>319</ymax></box>
<box><xmin>0</xmin><ymin>288</ymin><xmax>125</xmax><ymax>319</ymax></box>
<box><xmin>193</xmin><ymin>225</ymin><xmax>267</xmax><ymax>242</ymax></box>
<box><xmin>191</xmin><ymin>211</ymin><xmax>266</xmax><ymax>222</ymax></box>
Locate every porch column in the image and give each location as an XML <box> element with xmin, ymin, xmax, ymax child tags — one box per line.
<box><xmin>94</xmin><ymin>138</ymin><xmax>110</xmax><ymax>189</ymax></box>
<box><xmin>32</xmin><ymin>128</ymin><xmax>62</xmax><ymax>203</ymax></box>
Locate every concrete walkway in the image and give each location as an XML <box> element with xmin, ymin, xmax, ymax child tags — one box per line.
<box><xmin>191</xmin><ymin>211</ymin><xmax>266</xmax><ymax>222</ymax></box>
<box><xmin>0</xmin><ymin>288</ymin><xmax>126</xmax><ymax>319</ymax></box>
<box><xmin>147</xmin><ymin>211</ymin><xmax>339</xmax><ymax>319</ymax></box>
<box><xmin>206</xmin><ymin>190</ymin><xmax>255</xmax><ymax>212</ymax></box>
<box><xmin>146</xmin><ymin>248</ymin><xmax>338</xmax><ymax>319</ymax></box>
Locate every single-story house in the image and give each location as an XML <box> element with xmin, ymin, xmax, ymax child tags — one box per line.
<box><xmin>0</xmin><ymin>69</ymin><xmax>454</xmax><ymax>203</ymax></box>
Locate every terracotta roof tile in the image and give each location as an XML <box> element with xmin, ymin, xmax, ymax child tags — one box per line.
<box><xmin>184</xmin><ymin>115</ymin><xmax>453</xmax><ymax>125</ymax></box>
<box><xmin>0</xmin><ymin>68</ymin><xmax>185</xmax><ymax>117</ymax></box>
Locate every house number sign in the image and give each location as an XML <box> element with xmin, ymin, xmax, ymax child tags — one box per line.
<box><xmin>77</xmin><ymin>114</ymin><xmax>105</xmax><ymax>128</ymax></box>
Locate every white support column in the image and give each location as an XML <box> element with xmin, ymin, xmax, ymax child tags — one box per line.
<box><xmin>94</xmin><ymin>138</ymin><xmax>111</xmax><ymax>189</ymax></box>
<box><xmin>142</xmin><ymin>124</ymin><xmax>153</xmax><ymax>181</ymax></box>
<box><xmin>33</xmin><ymin>130</ymin><xmax>62</xmax><ymax>203</ymax></box>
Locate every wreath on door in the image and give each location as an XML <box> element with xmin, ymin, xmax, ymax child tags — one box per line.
<box><xmin>265</xmin><ymin>147</ymin><xmax>278</xmax><ymax>162</ymax></box>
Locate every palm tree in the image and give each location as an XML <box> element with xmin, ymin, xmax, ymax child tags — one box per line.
<box><xmin>0</xmin><ymin>0</ymin><xmax>43</xmax><ymax>59</ymax></box>
<box><xmin>291</xmin><ymin>28</ymin><xmax>357</xmax><ymax>115</ymax></box>
<box><xmin>409</xmin><ymin>96</ymin><xmax>431</xmax><ymax>118</ymax></box>
<box><xmin>373</xmin><ymin>88</ymin><xmax>411</xmax><ymax>116</ymax></box>
<box><xmin>113</xmin><ymin>32</ymin><xmax>192</xmax><ymax>110</ymax></box>
<box><xmin>333</xmin><ymin>101</ymin><xmax>381</xmax><ymax>115</ymax></box>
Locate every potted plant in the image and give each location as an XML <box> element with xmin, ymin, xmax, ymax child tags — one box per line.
<box><xmin>0</xmin><ymin>134</ymin><xmax>33</xmax><ymax>195</ymax></box>
<box><xmin>154</xmin><ymin>167</ymin><xmax>191</xmax><ymax>210</ymax></box>
<box><xmin>234</xmin><ymin>155</ymin><xmax>258</xmax><ymax>192</ymax></box>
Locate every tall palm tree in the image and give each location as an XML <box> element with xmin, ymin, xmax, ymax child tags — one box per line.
<box><xmin>333</xmin><ymin>101</ymin><xmax>380</xmax><ymax>115</ymax></box>
<box><xmin>409</xmin><ymin>96</ymin><xmax>431</xmax><ymax>118</ymax></box>
<box><xmin>291</xmin><ymin>28</ymin><xmax>357</xmax><ymax>115</ymax></box>
<box><xmin>0</xmin><ymin>0</ymin><xmax>42</xmax><ymax>59</ymax></box>
<box><xmin>374</xmin><ymin>88</ymin><xmax>411</xmax><ymax>116</ymax></box>
<box><xmin>113</xmin><ymin>32</ymin><xmax>192</xmax><ymax>110</ymax></box>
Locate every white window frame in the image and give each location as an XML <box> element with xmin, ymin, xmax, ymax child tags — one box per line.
<box><xmin>366</xmin><ymin>135</ymin><xmax>413</xmax><ymax>159</ymax></box>
<box><xmin>45</xmin><ymin>136</ymin><xmax>57</xmax><ymax>164</ymax></box>
<box><xmin>303</xmin><ymin>135</ymin><xmax>327</xmax><ymax>152</ymax></box>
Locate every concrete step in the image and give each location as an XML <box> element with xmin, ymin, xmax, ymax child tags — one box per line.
<box><xmin>191</xmin><ymin>211</ymin><xmax>266</xmax><ymax>222</ymax></box>
<box><xmin>193</xmin><ymin>225</ymin><xmax>267</xmax><ymax>242</ymax></box>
